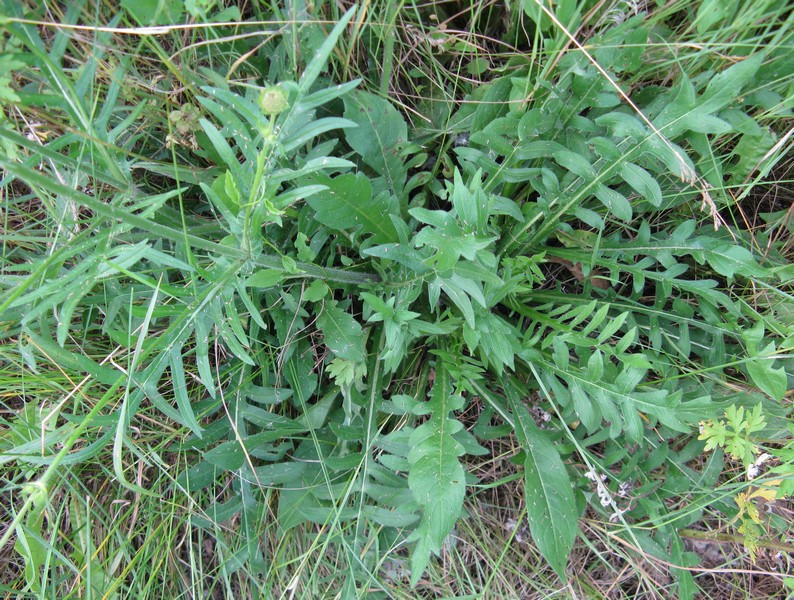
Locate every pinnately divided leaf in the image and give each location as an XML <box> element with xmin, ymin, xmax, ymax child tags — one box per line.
<box><xmin>407</xmin><ymin>364</ymin><xmax>466</xmax><ymax>586</ymax></box>
<box><xmin>4</xmin><ymin>5</ymin><xmax>790</xmax><ymax>596</ymax></box>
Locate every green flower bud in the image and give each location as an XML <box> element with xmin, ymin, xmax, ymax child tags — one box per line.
<box><xmin>258</xmin><ymin>86</ymin><xmax>288</xmax><ymax>115</ymax></box>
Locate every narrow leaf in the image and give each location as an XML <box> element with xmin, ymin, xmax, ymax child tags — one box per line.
<box><xmin>169</xmin><ymin>345</ymin><xmax>203</xmax><ymax>438</ymax></box>
<box><xmin>298</xmin><ymin>5</ymin><xmax>357</xmax><ymax>94</ymax></box>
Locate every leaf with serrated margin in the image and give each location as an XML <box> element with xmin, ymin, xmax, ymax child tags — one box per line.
<box><xmin>407</xmin><ymin>365</ymin><xmax>466</xmax><ymax>586</ymax></box>
<box><xmin>305</xmin><ymin>172</ymin><xmax>398</xmax><ymax>243</ymax></box>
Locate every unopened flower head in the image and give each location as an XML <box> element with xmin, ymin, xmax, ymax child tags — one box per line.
<box><xmin>259</xmin><ymin>86</ymin><xmax>288</xmax><ymax>115</ymax></box>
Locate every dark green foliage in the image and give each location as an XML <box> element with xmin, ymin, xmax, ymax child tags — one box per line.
<box><xmin>1</xmin><ymin>0</ymin><xmax>792</xmax><ymax>596</ymax></box>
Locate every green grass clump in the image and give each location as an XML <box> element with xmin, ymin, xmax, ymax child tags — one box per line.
<box><xmin>1</xmin><ymin>0</ymin><xmax>793</xmax><ymax>597</ymax></box>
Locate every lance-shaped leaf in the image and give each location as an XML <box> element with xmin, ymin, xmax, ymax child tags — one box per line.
<box><xmin>509</xmin><ymin>388</ymin><xmax>578</xmax><ymax>579</ymax></box>
<box><xmin>298</xmin><ymin>5</ymin><xmax>357</xmax><ymax>94</ymax></box>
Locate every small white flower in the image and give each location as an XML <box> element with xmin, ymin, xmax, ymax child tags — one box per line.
<box><xmin>747</xmin><ymin>453</ymin><xmax>773</xmax><ymax>480</ymax></box>
<box><xmin>597</xmin><ymin>487</ymin><xmax>612</xmax><ymax>507</ymax></box>
<box><xmin>585</xmin><ymin>468</ymin><xmax>613</xmax><ymax>506</ymax></box>
<box><xmin>585</xmin><ymin>468</ymin><xmax>608</xmax><ymax>483</ymax></box>
<box><xmin>609</xmin><ymin>507</ymin><xmax>629</xmax><ymax>523</ymax></box>
<box><xmin>755</xmin><ymin>453</ymin><xmax>772</xmax><ymax>467</ymax></box>
<box><xmin>618</xmin><ymin>481</ymin><xmax>633</xmax><ymax>498</ymax></box>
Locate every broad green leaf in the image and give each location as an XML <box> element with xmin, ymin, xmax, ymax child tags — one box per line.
<box><xmin>510</xmin><ymin>392</ymin><xmax>577</xmax><ymax>578</ymax></box>
<box><xmin>553</xmin><ymin>149</ymin><xmax>595</xmax><ymax>179</ymax></box>
<box><xmin>695</xmin><ymin>0</ymin><xmax>735</xmax><ymax>33</ymax></box>
<box><xmin>316</xmin><ymin>301</ymin><xmax>365</xmax><ymax>362</ymax></box>
<box><xmin>121</xmin><ymin>0</ymin><xmax>183</xmax><ymax>25</ymax></box>
<box><xmin>343</xmin><ymin>90</ymin><xmax>408</xmax><ymax>196</ymax></box>
<box><xmin>700</xmin><ymin>53</ymin><xmax>764</xmax><ymax>116</ymax></box>
<box><xmin>245</xmin><ymin>385</ymin><xmax>293</xmax><ymax>405</ymax></box>
<box><xmin>680</xmin><ymin>111</ymin><xmax>732</xmax><ymax>135</ymax></box>
<box><xmin>695</xmin><ymin>238</ymin><xmax>764</xmax><ymax>279</ymax></box>
<box><xmin>620</xmin><ymin>162</ymin><xmax>663</xmax><ymax>207</ymax></box>
<box><xmin>471</xmin><ymin>75</ymin><xmax>512</xmax><ymax>131</ymax></box>
<box><xmin>250</xmin><ymin>461</ymin><xmax>308</xmax><ymax>485</ymax></box>
<box><xmin>594</xmin><ymin>185</ymin><xmax>632</xmax><ymax>221</ymax></box>
<box><xmin>241</xmin><ymin>405</ymin><xmax>304</xmax><ymax>431</ymax></box>
<box><xmin>595</xmin><ymin>112</ymin><xmax>646</xmax><ymax>138</ymax></box>
<box><xmin>746</xmin><ymin>347</ymin><xmax>787</xmax><ymax>401</ymax></box>
<box><xmin>303</xmin><ymin>279</ymin><xmax>328</xmax><ymax>302</ymax></box>
<box><xmin>305</xmin><ymin>173</ymin><xmax>398</xmax><ymax>243</ymax></box>
<box><xmin>204</xmin><ymin>439</ymin><xmax>251</xmax><ymax>471</ymax></box>
<box><xmin>246</xmin><ymin>269</ymin><xmax>283</xmax><ymax>288</ymax></box>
